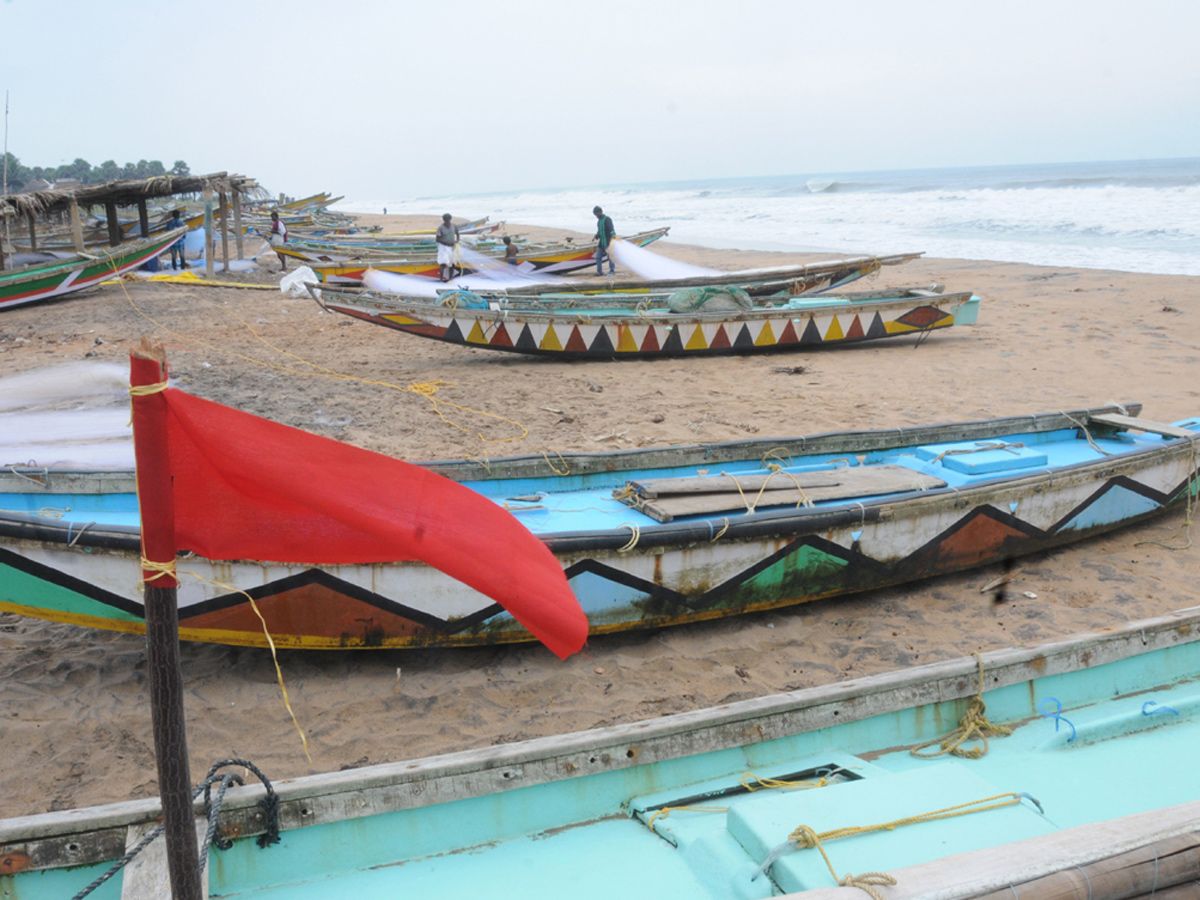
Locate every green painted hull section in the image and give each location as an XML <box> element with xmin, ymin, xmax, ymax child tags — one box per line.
<box><xmin>0</xmin><ymin>561</ymin><xmax>142</xmax><ymax>623</ymax></box>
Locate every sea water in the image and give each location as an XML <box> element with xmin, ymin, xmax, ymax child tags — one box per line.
<box><xmin>341</xmin><ymin>158</ymin><xmax>1200</xmax><ymax>277</ymax></box>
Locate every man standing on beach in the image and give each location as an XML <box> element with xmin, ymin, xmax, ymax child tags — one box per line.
<box><xmin>593</xmin><ymin>206</ymin><xmax>616</xmax><ymax>276</ymax></box>
<box><xmin>436</xmin><ymin>213</ymin><xmax>460</xmax><ymax>282</ymax></box>
<box><xmin>269</xmin><ymin>211</ymin><xmax>289</xmax><ymax>273</ymax></box>
<box><xmin>167</xmin><ymin>209</ymin><xmax>188</xmax><ymax>270</ymax></box>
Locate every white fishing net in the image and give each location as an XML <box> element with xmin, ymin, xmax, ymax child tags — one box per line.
<box><xmin>362</xmin><ymin>251</ymin><xmax>568</xmax><ymax>298</ymax></box>
<box><xmin>0</xmin><ymin>362</ymin><xmax>135</xmax><ymax>470</ymax></box>
<box><xmin>610</xmin><ymin>240</ymin><xmax>720</xmax><ymax>279</ymax></box>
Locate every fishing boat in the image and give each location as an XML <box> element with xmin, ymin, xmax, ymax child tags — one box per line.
<box><xmin>499</xmin><ymin>251</ymin><xmax>926</xmax><ymax>297</ymax></box>
<box><xmin>4</xmin><ymin>607</ymin><xmax>1200</xmax><ymax>898</ymax></box>
<box><xmin>1</xmin><ymin>401</ymin><xmax>1196</xmax><ymax>650</ymax></box>
<box><xmin>302</xmin><ymin>226</ymin><xmax>672</xmax><ymax>283</ymax></box>
<box><xmin>0</xmin><ymin>228</ymin><xmax>185</xmax><ymax>311</ymax></box>
<box><xmin>309</xmin><ymin>283</ymin><xmax>980</xmax><ymax>358</ymax></box>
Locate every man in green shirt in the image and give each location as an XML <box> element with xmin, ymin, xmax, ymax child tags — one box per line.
<box><xmin>593</xmin><ymin>206</ymin><xmax>616</xmax><ymax>276</ymax></box>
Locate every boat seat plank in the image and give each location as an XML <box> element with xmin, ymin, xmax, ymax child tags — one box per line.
<box><xmin>1090</xmin><ymin>413</ymin><xmax>1197</xmax><ymax>440</ymax></box>
<box><xmin>120</xmin><ymin>818</ymin><xmax>209</xmax><ymax>900</ymax></box>
<box><xmin>620</xmin><ymin>465</ymin><xmax>945</xmax><ymax>523</ymax></box>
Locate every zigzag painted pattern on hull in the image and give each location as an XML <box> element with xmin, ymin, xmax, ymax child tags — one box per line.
<box><xmin>330</xmin><ymin>303</ymin><xmax>957</xmax><ymax>358</ymax></box>
<box><xmin>0</xmin><ymin>468</ymin><xmax>1192</xmax><ymax>648</ymax></box>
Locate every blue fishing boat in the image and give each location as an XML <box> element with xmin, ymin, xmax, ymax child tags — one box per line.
<box><xmin>0</xmin><ymin>402</ymin><xmax>1196</xmax><ymax>650</ymax></box>
<box><xmin>3</xmin><ymin>608</ymin><xmax>1199</xmax><ymax>898</ymax></box>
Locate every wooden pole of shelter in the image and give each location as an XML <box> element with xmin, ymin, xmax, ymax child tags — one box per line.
<box><xmin>233</xmin><ymin>189</ymin><xmax>244</xmax><ymax>260</ymax></box>
<box><xmin>69</xmin><ymin>199</ymin><xmax>85</xmax><ymax>252</ymax></box>
<box><xmin>128</xmin><ymin>345</ymin><xmax>204</xmax><ymax>900</ymax></box>
<box><xmin>138</xmin><ymin>199</ymin><xmax>150</xmax><ymax>238</ymax></box>
<box><xmin>26</xmin><ymin>211</ymin><xmax>36</xmax><ymax>251</ymax></box>
<box><xmin>105</xmin><ymin>199</ymin><xmax>121</xmax><ymax>247</ymax></box>
<box><xmin>202</xmin><ymin>185</ymin><xmax>214</xmax><ymax>278</ymax></box>
<box><xmin>218</xmin><ymin>189</ymin><xmax>229</xmax><ymax>272</ymax></box>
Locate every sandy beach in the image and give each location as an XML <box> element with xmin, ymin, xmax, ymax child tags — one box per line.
<box><xmin>2</xmin><ymin>214</ymin><xmax>1198</xmax><ymax>819</ymax></box>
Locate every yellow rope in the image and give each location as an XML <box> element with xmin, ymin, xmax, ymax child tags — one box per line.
<box><xmin>541</xmin><ymin>450</ymin><xmax>570</xmax><ymax>476</ymax></box>
<box><xmin>909</xmin><ymin>652</ymin><xmax>1012</xmax><ymax>759</ymax></box>
<box><xmin>178</xmin><ymin>570</ymin><xmax>312</xmax><ymax>766</ymax></box>
<box><xmin>139</xmin><ymin>556</ymin><xmax>177</xmax><ymax>586</ymax></box>
<box><xmin>741</xmin><ymin>772</ymin><xmax>832</xmax><ymax>791</ymax></box>
<box><xmin>646</xmin><ymin>805</ymin><xmax>729</xmax><ymax>831</ymax></box>
<box><xmin>782</xmin><ymin>793</ymin><xmax>1023</xmax><ymax>899</ymax></box>
<box><xmin>617</xmin><ymin>523</ymin><xmax>640</xmax><ymax>552</ymax></box>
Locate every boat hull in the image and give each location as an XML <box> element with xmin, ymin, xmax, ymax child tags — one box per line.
<box><xmin>0</xmin><ymin>229</ymin><xmax>186</xmax><ymax>311</ymax></box>
<box><xmin>315</xmin><ymin>287</ymin><xmax>980</xmax><ymax>358</ymax></box>
<box><xmin>1</xmin><ymin>407</ymin><xmax>1195</xmax><ymax>650</ymax></box>
<box><xmin>4</xmin><ymin>610</ymin><xmax>1200</xmax><ymax>898</ymax></box>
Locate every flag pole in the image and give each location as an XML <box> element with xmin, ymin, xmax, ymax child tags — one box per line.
<box><xmin>130</xmin><ymin>344</ymin><xmax>203</xmax><ymax>900</ymax></box>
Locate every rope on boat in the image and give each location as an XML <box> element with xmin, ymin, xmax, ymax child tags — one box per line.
<box><xmin>70</xmin><ymin>759</ymin><xmax>281</xmax><ymax>900</ymax></box>
<box><xmin>928</xmin><ymin>441</ymin><xmax>1024</xmax><ymax>465</ymax></box>
<box><xmin>909</xmin><ymin>652</ymin><xmax>1013</xmax><ymax>759</ymax></box>
<box><xmin>617</xmin><ymin>523</ymin><xmax>640</xmax><ymax>552</ymax></box>
<box><xmin>1061</xmin><ymin>411</ymin><xmax>1114</xmax><ymax>457</ymax></box>
<box><xmin>179</xmin><ymin>571</ymin><xmax>312</xmax><ymax>765</ymax></box>
<box><xmin>4</xmin><ymin>464</ymin><xmax>50</xmax><ymax>486</ymax></box>
<box><xmin>752</xmin><ymin>792</ymin><xmax>1030</xmax><ymax>899</ymax></box>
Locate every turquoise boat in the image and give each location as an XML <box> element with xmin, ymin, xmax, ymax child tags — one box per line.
<box><xmin>4</xmin><ymin>608</ymin><xmax>1200</xmax><ymax>898</ymax></box>
<box><xmin>0</xmin><ymin>404</ymin><xmax>1196</xmax><ymax>650</ymax></box>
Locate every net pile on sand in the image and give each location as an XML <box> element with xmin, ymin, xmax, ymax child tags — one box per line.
<box><xmin>0</xmin><ymin>362</ymin><xmax>135</xmax><ymax>469</ymax></box>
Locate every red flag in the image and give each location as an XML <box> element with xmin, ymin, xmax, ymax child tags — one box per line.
<box><xmin>130</xmin><ymin>350</ymin><xmax>587</xmax><ymax>659</ymax></box>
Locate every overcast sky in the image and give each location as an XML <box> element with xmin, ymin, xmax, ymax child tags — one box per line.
<box><xmin>2</xmin><ymin>0</ymin><xmax>1197</xmax><ymax>201</ymax></box>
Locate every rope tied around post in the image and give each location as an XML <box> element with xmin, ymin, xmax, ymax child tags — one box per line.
<box><xmin>70</xmin><ymin>759</ymin><xmax>281</xmax><ymax>900</ymax></box>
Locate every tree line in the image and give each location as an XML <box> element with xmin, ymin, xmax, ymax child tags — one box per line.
<box><xmin>1</xmin><ymin>154</ymin><xmax>192</xmax><ymax>192</ymax></box>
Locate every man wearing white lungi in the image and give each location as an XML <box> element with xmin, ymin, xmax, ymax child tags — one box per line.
<box><xmin>436</xmin><ymin>213</ymin><xmax>460</xmax><ymax>282</ymax></box>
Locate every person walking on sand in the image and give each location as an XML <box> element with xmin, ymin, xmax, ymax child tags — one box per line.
<box><xmin>436</xmin><ymin>213</ymin><xmax>460</xmax><ymax>282</ymax></box>
<box><xmin>269</xmin><ymin>211</ymin><xmax>290</xmax><ymax>272</ymax></box>
<box><xmin>593</xmin><ymin>206</ymin><xmax>616</xmax><ymax>276</ymax></box>
<box><xmin>167</xmin><ymin>209</ymin><xmax>188</xmax><ymax>270</ymax></box>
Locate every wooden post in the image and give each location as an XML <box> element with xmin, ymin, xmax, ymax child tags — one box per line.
<box><xmin>202</xmin><ymin>186</ymin><xmax>214</xmax><ymax>278</ymax></box>
<box><xmin>218</xmin><ymin>189</ymin><xmax>229</xmax><ymax>272</ymax></box>
<box><xmin>138</xmin><ymin>199</ymin><xmax>150</xmax><ymax>238</ymax></box>
<box><xmin>69</xmin><ymin>199</ymin><xmax>86</xmax><ymax>252</ymax></box>
<box><xmin>233</xmin><ymin>189</ymin><xmax>244</xmax><ymax>260</ymax></box>
<box><xmin>27</xmin><ymin>211</ymin><xmax>37</xmax><ymax>251</ymax></box>
<box><xmin>129</xmin><ymin>346</ymin><xmax>204</xmax><ymax>900</ymax></box>
<box><xmin>105</xmin><ymin>199</ymin><xmax>122</xmax><ymax>247</ymax></box>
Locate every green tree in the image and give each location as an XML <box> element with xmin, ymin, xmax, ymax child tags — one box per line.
<box><xmin>171</xmin><ymin>160</ymin><xmax>190</xmax><ymax>177</ymax></box>
<box><xmin>97</xmin><ymin>159</ymin><xmax>120</xmax><ymax>182</ymax></box>
<box><xmin>2</xmin><ymin>152</ymin><xmax>29</xmax><ymax>192</ymax></box>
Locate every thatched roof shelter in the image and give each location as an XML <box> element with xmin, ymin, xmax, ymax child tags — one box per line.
<box><xmin>0</xmin><ymin>172</ymin><xmax>261</xmax><ymax>219</ymax></box>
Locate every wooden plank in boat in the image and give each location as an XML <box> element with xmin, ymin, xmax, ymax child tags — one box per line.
<box><xmin>1090</xmin><ymin>413</ymin><xmax>1197</xmax><ymax>440</ymax></box>
<box><xmin>627</xmin><ymin>464</ymin><xmax>944</xmax><ymax>498</ymax></box>
<box><xmin>621</xmin><ymin>465</ymin><xmax>945</xmax><ymax>522</ymax></box>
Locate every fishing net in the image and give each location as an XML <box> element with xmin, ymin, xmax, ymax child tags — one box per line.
<box><xmin>610</xmin><ymin>240</ymin><xmax>721</xmax><ymax>279</ymax></box>
<box><xmin>0</xmin><ymin>361</ymin><xmax>135</xmax><ymax>469</ymax></box>
<box><xmin>666</xmin><ymin>285</ymin><xmax>754</xmax><ymax>313</ymax></box>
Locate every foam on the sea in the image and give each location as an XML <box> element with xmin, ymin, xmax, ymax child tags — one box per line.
<box><xmin>343</xmin><ymin>158</ymin><xmax>1200</xmax><ymax>276</ymax></box>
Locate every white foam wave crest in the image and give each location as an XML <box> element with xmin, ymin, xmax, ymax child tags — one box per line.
<box><xmin>610</xmin><ymin>240</ymin><xmax>720</xmax><ymax>279</ymax></box>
